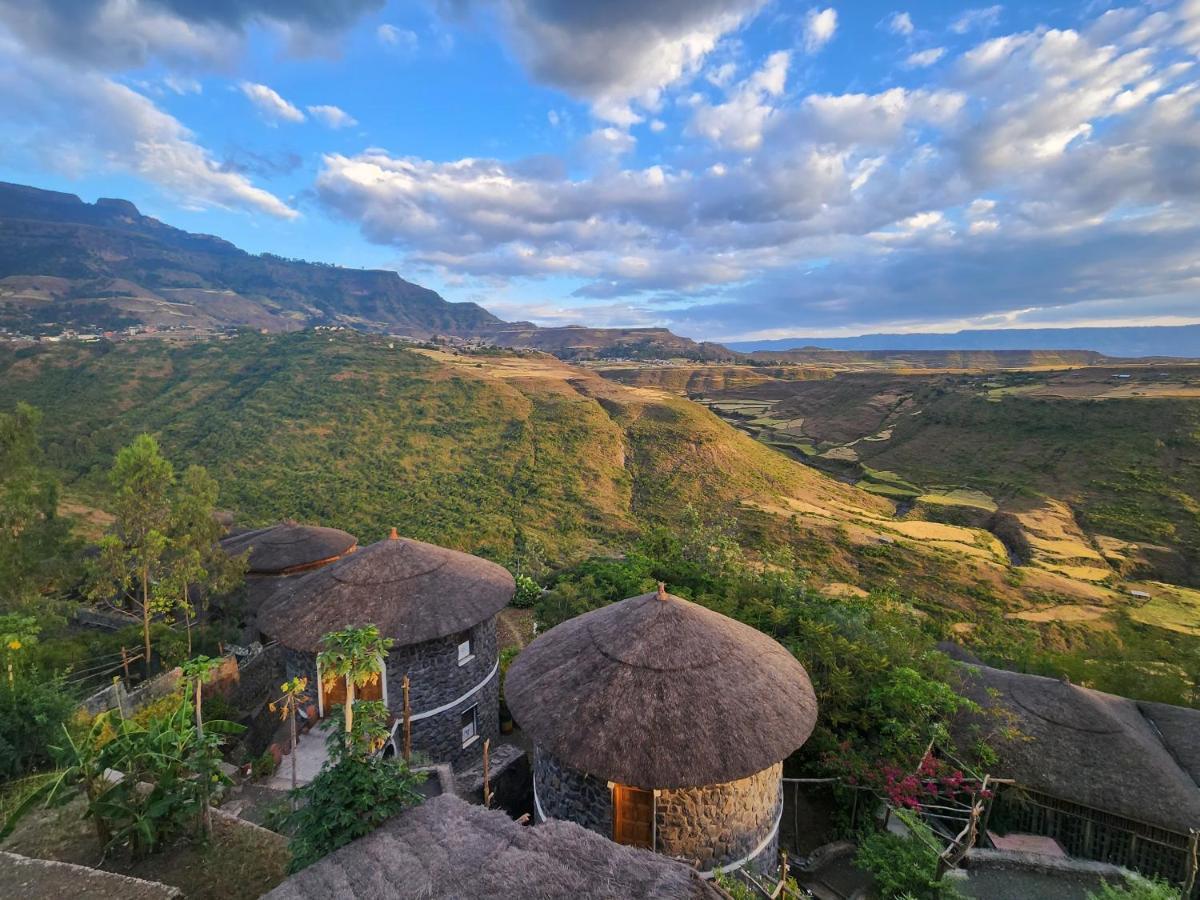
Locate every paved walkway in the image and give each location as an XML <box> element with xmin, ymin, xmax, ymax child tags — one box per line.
<box><xmin>266</xmin><ymin>731</ymin><xmax>330</xmax><ymax>791</ymax></box>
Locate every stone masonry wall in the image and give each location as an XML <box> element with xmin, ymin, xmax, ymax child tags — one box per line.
<box><xmin>532</xmin><ymin>746</ymin><xmax>613</xmax><ymax>835</ymax></box>
<box><xmin>283</xmin><ymin>617</ymin><xmax>500</xmax><ymax>770</ymax></box>
<box><xmin>533</xmin><ymin>747</ymin><xmax>782</xmax><ymax>875</ymax></box>
<box><xmin>656</xmin><ymin>763</ymin><xmax>783</xmax><ymax>873</ymax></box>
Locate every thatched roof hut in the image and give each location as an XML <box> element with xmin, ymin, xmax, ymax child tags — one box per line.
<box><xmin>259</xmin><ymin>530</ymin><xmax>514</xmax><ymax>651</ymax></box>
<box><xmin>507</xmin><ymin>588</ymin><xmax>817</xmax><ymax>790</ymax></box>
<box><xmin>956</xmin><ymin>664</ymin><xmax>1200</xmax><ymax>834</ymax></box>
<box><xmin>221</xmin><ymin>521</ymin><xmax>357</xmax><ymax>576</ymax></box>
<box><xmin>263</xmin><ymin>795</ymin><xmax>721</xmax><ymax>900</ymax></box>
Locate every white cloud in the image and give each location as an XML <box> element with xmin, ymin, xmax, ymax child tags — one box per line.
<box><xmin>377</xmin><ymin>23</ymin><xmax>418</xmax><ymax>52</ymax></box>
<box><xmin>649</xmin><ymin>119</ymin><xmax>667</xmax><ymax>133</ymax></box>
<box><xmin>904</xmin><ymin>47</ymin><xmax>945</xmax><ymax>68</ymax></box>
<box><xmin>316</xmin><ymin>2</ymin><xmax>1200</xmax><ymax>336</ymax></box>
<box><xmin>444</xmin><ymin>0</ymin><xmax>768</xmax><ymax>124</ymax></box>
<box><xmin>239</xmin><ymin>82</ymin><xmax>305</xmax><ymax>124</ymax></box>
<box><xmin>690</xmin><ymin>51</ymin><xmax>790</xmax><ymax>150</ymax></box>
<box><xmin>887</xmin><ymin>11</ymin><xmax>914</xmax><ymax>37</ymax></box>
<box><xmin>0</xmin><ymin>0</ymin><xmax>381</xmax><ymax>71</ymax></box>
<box><xmin>307</xmin><ymin>104</ymin><xmax>357</xmax><ymax>129</ymax></box>
<box><xmin>951</xmin><ymin>5</ymin><xmax>1003</xmax><ymax>35</ymax></box>
<box><xmin>804</xmin><ymin>8</ymin><xmax>838</xmax><ymax>53</ymax></box>
<box><xmin>0</xmin><ymin>40</ymin><xmax>296</xmax><ymax>219</ymax></box>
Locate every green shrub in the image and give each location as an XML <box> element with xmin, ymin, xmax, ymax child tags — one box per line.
<box><xmin>855</xmin><ymin>811</ymin><xmax>962</xmax><ymax>899</ymax></box>
<box><xmin>285</xmin><ymin>755</ymin><xmax>425</xmax><ymax>872</ymax></box>
<box><xmin>0</xmin><ymin>676</ymin><xmax>76</xmax><ymax>779</ymax></box>
<box><xmin>511</xmin><ymin>574</ymin><xmax>541</xmax><ymax>608</ymax></box>
<box><xmin>252</xmin><ymin>750</ymin><xmax>277</xmax><ymax>779</ymax></box>
<box><xmin>1088</xmin><ymin>876</ymin><xmax>1183</xmax><ymax>900</ymax></box>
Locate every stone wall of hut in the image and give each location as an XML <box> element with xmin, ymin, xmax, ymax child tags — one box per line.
<box><xmin>533</xmin><ymin>747</ymin><xmax>613</xmax><ymax>834</ymax></box>
<box><xmin>280</xmin><ymin>617</ymin><xmax>500</xmax><ymax>769</ymax></box>
<box><xmin>655</xmin><ymin>763</ymin><xmax>782</xmax><ymax>873</ymax></box>
<box><xmin>532</xmin><ymin>749</ymin><xmax>783</xmax><ymax>875</ymax></box>
<box><xmin>403</xmin><ymin>675</ymin><xmax>499</xmax><ymax>769</ymax></box>
<box><xmin>384</xmin><ymin>617</ymin><xmax>498</xmax><ymax>713</ymax></box>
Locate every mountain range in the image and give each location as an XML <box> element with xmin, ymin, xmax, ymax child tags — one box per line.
<box><xmin>1</xmin><ymin>180</ymin><xmax>1196</xmax><ymax>360</ymax></box>
<box><xmin>728</xmin><ymin>326</ymin><xmax>1200</xmax><ymax>359</ymax></box>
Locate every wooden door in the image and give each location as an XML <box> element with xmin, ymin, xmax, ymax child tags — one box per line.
<box><xmin>613</xmin><ymin>784</ymin><xmax>654</xmax><ymax>849</ymax></box>
<box><xmin>320</xmin><ymin>668</ymin><xmax>384</xmax><ymax>716</ymax></box>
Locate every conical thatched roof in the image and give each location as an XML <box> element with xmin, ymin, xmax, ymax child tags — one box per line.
<box><xmin>954</xmin><ymin>664</ymin><xmax>1200</xmax><ymax>833</ymax></box>
<box><xmin>506</xmin><ymin>588</ymin><xmax>817</xmax><ymax>790</ymax></box>
<box><xmin>220</xmin><ymin>521</ymin><xmax>357</xmax><ymax>575</ymax></box>
<box><xmin>258</xmin><ymin>531</ymin><xmax>514</xmax><ymax>651</ymax></box>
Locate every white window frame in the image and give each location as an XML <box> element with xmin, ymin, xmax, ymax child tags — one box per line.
<box><xmin>457</xmin><ymin>634</ymin><xmax>474</xmax><ymax>666</ymax></box>
<box><xmin>460</xmin><ymin>703</ymin><xmax>479</xmax><ymax>748</ymax></box>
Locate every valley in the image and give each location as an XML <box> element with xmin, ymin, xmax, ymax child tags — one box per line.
<box><xmin>2</xmin><ymin>333</ymin><xmax>1198</xmax><ymax>705</ymax></box>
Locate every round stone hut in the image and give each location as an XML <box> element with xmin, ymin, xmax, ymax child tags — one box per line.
<box><xmin>505</xmin><ymin>585</ymin><xmax>818</xmax><ymax>876</ymax></box>
<box><xmin>258</xmin><ymin>529</ymin><xmax>514</xmax><ymax>767</ymax></box>
<box><xmin>219</xmin><ymin>521</ymin><xmax>358</xmax><ymax>639</ymax></box>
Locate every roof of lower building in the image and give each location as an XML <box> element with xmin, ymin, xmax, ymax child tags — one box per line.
<box><xmin>953</xmin><ymin>663</ymin><xmax>1200</xmax><ymax>834</ymax></box>
<box><xmin>505</xmin><ymin>587</ymin><xmax>818</xmax><ymax>790</ymax></box>
<box><xmin>263</xmin><ymin>794</ymin><xmax>720</xmax><ymax>900</ymax></box>
<box><xmin>258</xmin><ymin>530</ymin><xmax>514</xmax><ymax>650</ymax></box>
<box><xmin>220</xmin><ymin>521</ymin><xmax>357</xmax><ymax>575</ymax></box>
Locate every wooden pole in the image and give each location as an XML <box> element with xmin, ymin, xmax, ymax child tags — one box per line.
<box><xmin>1184</xmin><ymin>829</ymin><xmax>1198</xmax><ymax>898</ymax></box>
<box><xmin>120</xmin><ymin>646</ymin><xmax>131</xmax><ymax>687</ymax></box>
<box><xmin>401</xmin><ymin>675</ymin><xmax>412</xmax><ymax>763</ymax></box>
<box><xmin>483</xmin><ymin>738</ymin><xmax>492</xmax><ymax>808</ymax></box>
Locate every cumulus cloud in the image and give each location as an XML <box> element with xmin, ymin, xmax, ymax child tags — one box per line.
<box><xmin>0</xmin><ymin>39</ymin><xmax>296</xmax><ymax>219</ymax></box>
<box><xmin>307</xmin><ymin>104</ymin><xmax>357</xmax><ymax>128</ymax></box>
<box><xmin>803</xmin><ymin>8</ymin><xmax>838</xmax><ymax>53</ymax></box>
<box><xmin>0</xmin><ymin>0</ymin><xmax>383</xmax><ymax>70</ymax></box>
<box><xmin>239</xmin><ymin>82</ymin><xmax>305</xmax><ymax>123</ymax></box>
<box><xmin>690</xmin><ymin>51</ymin><xmax>790</xmax><ymax>150</ymax></box>
<box><xmin>443</xmin><ymin>0</ymin><xmax>768</xmax><ymax>124</ymax></box>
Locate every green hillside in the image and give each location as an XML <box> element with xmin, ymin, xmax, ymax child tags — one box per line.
<box><xmin>0</xmin><ymin>333</ymin><xmax>879</xmax><ymax>564</ymax></box>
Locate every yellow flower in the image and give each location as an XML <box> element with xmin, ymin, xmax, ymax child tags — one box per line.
<box><xmin>7</xmin><ymin>640</ymin><xmax>20</xmax><ymax>651</ymax></box>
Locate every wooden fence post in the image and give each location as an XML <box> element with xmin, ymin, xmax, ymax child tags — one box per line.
<box><xmin>1184</xmin><ymin>829</ymin><xmax>1198</xmax><ymax>898</ymax></box>
<box><xmin>120</xmin><ymin>646</ymin><xmax>131</xmax><ymax>687</ymax></box>
<box><xmin>483</xmin><ymin>738</ymin><xmax>492</xmax><ymax>808</ymax></box>
<box><xmin>401</xmin><ymin>675</ymin><xmax>412</xmax><ymax>763</ymax></box>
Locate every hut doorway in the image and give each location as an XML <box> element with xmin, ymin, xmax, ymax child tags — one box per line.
<box><xmin>612</xmin><ymin>784</ymin><xmax>655</xmax><ymax>849</ymax></box>
<box><xmin>317</xmin><ymin>659</ymin><xmax>386</xmax><ymax>717</ymax></box>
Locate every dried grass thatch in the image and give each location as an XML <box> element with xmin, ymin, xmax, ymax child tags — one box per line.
<box><xmin>221</xmin><ymin>522</ymin><xmax>357</xmax><ymax>575</ymax></box>
<box><xmin>506</xmin><ymin>589</ymin><xmax>817</xmax><ymax>790</ymax></box>
<box><xmin>1138</xmin><ymin>699</ymin><xmax>1200</xmax><ymax>787</ymax></box>
<box><xmin>258</xmin><ymin>532</ymin><xmax>514</xmax><ymax>651</ymax></box>
<box><xmin>263</xmin><ymin>795</ymin><xmax>720</xmax><ymax>900</ymax></box>
<box><xmin>955</xmin><ymin>664</ymin><xmax>1200</xmax><ymax>833</ymax></box>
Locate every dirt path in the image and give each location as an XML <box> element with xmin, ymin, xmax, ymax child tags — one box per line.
<box><xmin>496</xmin><ymin>608</ymin><xmax>535</xmax><ymax>651</ymax></box>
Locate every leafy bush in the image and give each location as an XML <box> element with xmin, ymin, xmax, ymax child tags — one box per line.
<box><xmin>285</xmin><ymin>755</ymin><xmax>424</xmax><ymax>872</ymax></box>
<box><xmin>0</xmin><ymin>675</ymin><xmax>75</xmax><ymax>779</ymax></box>
<box><xmin>252</xmin><ymin>749</ymin><xmax>278</xmax><ymax>779</ymax></box>
<box><xmin>855</xmin><ymin>811</ymin><xmax>962</xmax><ymax>899</ymax></box>
<box><xmin>1088</xmin><ymin>876</ymin><xmax>1183</xmax><ymax>900</ymax></box>
<box><xmin>511</xmin><ymin>574</ymin><xmax>541</xmax><ymax>608</ymax></box>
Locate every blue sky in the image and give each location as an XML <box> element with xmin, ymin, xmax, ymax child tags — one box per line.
<box><xmin>1</xmin><ymin>1</ymin><xmax>1198</xmax><ymax>340</ymax></box>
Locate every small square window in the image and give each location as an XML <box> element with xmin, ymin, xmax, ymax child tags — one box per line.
<box><xmin>457</xmin><ymin>635</ymin><xmax>473</xmax><ymax>665</ymax></box>
<box><xmin>461</xmin><ymin>705</ymin><xmax>479</xmax><ymax>747</ymax></box>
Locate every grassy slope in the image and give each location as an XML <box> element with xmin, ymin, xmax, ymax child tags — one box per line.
<box><xmin>0</xmin><ymin>334</ymin><xmax>882</xmax><ymax>565</ymax></box>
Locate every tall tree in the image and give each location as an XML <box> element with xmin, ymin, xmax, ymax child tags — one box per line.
<box><xmin>91</xmin><ymin>434</ymin><xmax>175</xmax><ymax>671</ymax></box>
<box><xmin>161</xmin><ymin>466</ymin><xmax>245</xmax><ymax>654</ymax></box>
<box><xmin>316</xmin><ymin>625</ymin><xmax>392</xmax><ymax>746</ymax></box>
<box><xmin>0</xmin><ymin>403</ymin><xmax>74</xmax><ymax>619</ymax></box>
